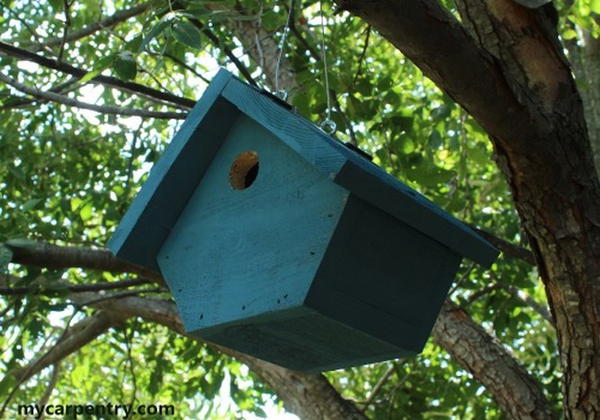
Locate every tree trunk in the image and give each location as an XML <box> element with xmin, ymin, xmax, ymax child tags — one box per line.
<box><xmin>334</xmin><ymin>0</ymin><xmax>600</xmax><ymax>418</ymax></box>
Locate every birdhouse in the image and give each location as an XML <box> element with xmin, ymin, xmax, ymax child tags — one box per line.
<box><xmin>108</xmin><ymin>69</ymin><xmax>498</xmax><ymax>372</ymax></box>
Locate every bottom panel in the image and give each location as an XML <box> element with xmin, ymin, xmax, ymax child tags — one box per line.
<box><xmin>191</xmin><ymin>306</ymin><xmax>414</xmax><ymax>373</ymax></box>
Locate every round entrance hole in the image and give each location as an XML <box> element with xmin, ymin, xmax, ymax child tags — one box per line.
<box><xmin>229</xmin><ymin>151</ymin><xmax>259</xmax><ymax>190</ymax></box>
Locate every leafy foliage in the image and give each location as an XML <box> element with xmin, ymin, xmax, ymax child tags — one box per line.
<box><xmin>3</xmin><ymin>0</ymin><xmax>592</xmax><ymax>417</ymax></box>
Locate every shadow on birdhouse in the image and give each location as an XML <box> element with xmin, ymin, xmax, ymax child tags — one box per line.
<box><xmin>108</xmin><ymin>68</ymin><xmax>499</xmax><ymax>373</ymax></box>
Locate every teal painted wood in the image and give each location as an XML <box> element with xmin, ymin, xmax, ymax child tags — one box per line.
<box><xmin>106</xmin><ymin>67</ymin><xmax>502</xmax><ymax>372</ymax></box>
<box><xmin>108</xmin><ymin>70</ymin><xmax>235</xmax><ymax>269</ymax></box>
<box><xmin>156</xmin><ymin>113</ymin><xmax>349</xmax><ymax>334</ymax></box>
<box><xmin>197</xmin><ymin>306</ymin><xmax>411</xmax><ymax>373</ymax></box>
<box><xmin>221</xmin><ymin>79</ymin><xmax>347</xmax><ymax>175</ymax></box>
<box><xmin>307</xmin><ymin>194</ymin><xmax>462</xmax><ymax>353</ymax></box>
<box><xmin>220</xmin><ymin>75</ymin><xmax>497</xmax><ymax>266</ymax></box>
<box><xmin>109</xmin><ymin>67</ymin><xmax>498</xmax><ymax>269</ymax></box>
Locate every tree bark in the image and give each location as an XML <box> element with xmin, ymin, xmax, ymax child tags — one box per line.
<box><xmin>433</xmin><ymin>301</ymin><xmax>555</xmax><ymax>419</ymax></box>
<box><xmin>333</xmin><ymin>1</ymin><xmax>600</xmax><ymax>418</ymax></box>
<box><xmin>6</xmin><ymin>241</ymin><xmax>163</xmax><ymax>283</ymax></box>
<box><xmin>567</xmin><ymin>30</ymin><xmax>600</xmax><ymax>175</ymax></box>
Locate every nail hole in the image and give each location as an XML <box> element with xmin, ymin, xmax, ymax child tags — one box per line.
<box><xmin>200</xmin><ymin>314</ymin><xmax>204</xmax><ymax>319</ymax></box>
<box><xmin>242</xmin><ymin>305</ymin><xmax>246</xmax><ymax>310</ymax></box>
<box><xmin>310</xmin><ymin>251</ymin><xmax>315</xmax><ymax>256</ymax></box>
<box><xmin>229</xmin><ymin>151</ymin><xmax>259</xmax><ymax>190</ymax></box>
<box><xmin>283</xmin><ymin>294</ymin><xmax>288</xmax><ymax>299</ymax></box>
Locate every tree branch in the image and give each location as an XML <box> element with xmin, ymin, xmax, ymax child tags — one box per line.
<box><xmin>0</xmin><ymin>278</ymin><xmax>150</xmax><ymax>296</ymax></box>
<box><xmin>29</xmin><ymin>2</ymin><xmax>154</xmax><ymax>53</ymax></box>
<box><xmin>6</xmin><ymin>241</ymin><xmax>163</xmax><ymax>283</ymax></box>
<box><xmin>503</xmin><ymin>284</ymin><xmax>554</xmax><ymax>325</ymax></box>
<box><xmin>10</xmin><ymin>311</ymin><xmax>120</xmax><ymax>383</ymax></box>
<box><xmin>38</xmin><ymin>363</ymin><xmax>61</xmax><ymax>420</ymax></box>
<box><xmin>0</xmin><ymin>72</ymin><xmax>187</xmax><ymax>119</ymax></box>
<box><xmin>84</xmin><ymin>289</ymin><xmax>552</xmax><ymax>420</ymax></box>
<box><xmin>188</xmin><ymin>19</ymin><xmax>258</xmax><ymax>87</ymax></box>
<box><xmin>469</xmin><ymin>225</ymin><xmax>536</xmax><ymax>266</ymax></box>
<box><xmin>432</xmin><ymin>301</ymin><xmax>554</xmax><ymax>419</ymax></box>
<box><xmin>332</xmin><ymin>0</ymin><xmax>562</xmax><ymax>155</ymax></box>
<box><xmin>0</xmin><ymin>41</ymin><xmax>196</xmax><ymax>109</ymax></box>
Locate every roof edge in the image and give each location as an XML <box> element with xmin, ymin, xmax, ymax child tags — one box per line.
<box><xmin>334</xmin><ymin>160</ymin><xmax>499</xmax><ymax>267</ymax></box>
<box><xmin>107</xmin><ymin>68</ymin><xmax>236</xmax><ymax>268</ymax></box>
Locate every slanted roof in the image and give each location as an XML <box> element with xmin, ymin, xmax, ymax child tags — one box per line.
<box><xmin>109</xmin><ymin>68</ymin><xmax>499</xmax><ymax>270</ymax></box>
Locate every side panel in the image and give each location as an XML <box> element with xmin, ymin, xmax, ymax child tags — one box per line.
<box><xmin>157</xmin><ymin>114</ymin><xmax>349</xmax><ymax>333</ymax></box>
<box><xmin>308</xmin><ymin>194</ymin><xmax>462</xmax><ymax>352</ymax></box>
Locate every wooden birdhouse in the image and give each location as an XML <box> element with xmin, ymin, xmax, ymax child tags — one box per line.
<box><xmin>108</xmin><ymin>69</ymin><xmax>498</xmax><ymax>372</ymax></box>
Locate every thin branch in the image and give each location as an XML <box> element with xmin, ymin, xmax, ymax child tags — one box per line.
<box><xmin>1</xmin><ymin>76</ymin><xmax>81</xmax><ymax>110</ymax></box>
<box><xmin>3</xmin><ymin>6</ymin><xmax>54</xmax><ymax>55</ymax></box>
<box><xmin>331</xmin><ymin>89</ymin><xmax>358</xmax><ymax>145</ymax></box>
<box><xmin>57</xmin><ymin>0</ymin><xmax>72</xmax><ymax>62</ymax></box>
<box><xmin>463</xmin><ymin>283</ymin><xmax>503</xmax><ymax>305</ymax></box>
<box><xmin>0</xmin><ymin>72</ymin><xmax>187</xmax><ymax>119</ymax></box>
<box><xmin>188</xmin><ymin>19</ymin><xmax>258</xmax><ymax>86</ymax></box>
<box><xmin>122</xmin><ymin>120</ymin><xmax>145</xmax><ymax>211</ymax></box>
<box><xmin>504</xmin><ymin>284</ymin><xmax>554</xmax><ymax>326</ymax></box>
<box><xmin>289</xmin><ymin>22</ymin><xmax>319</xmax><ymax>59</ymax></box>
<box><xmin>38</xmin><ymin>363</ymin><xmax>61</xmax><ymax>420</ymax></box>
<box><xmin>469</xmin><ymin>225</ymin><xmax>536</xmax><ymax>265</ymax></box>
<box><xmin>29</xmin><ymin>2</ymin><xmax>154</xmax><ymax>52</ymax></box>
<box><xmin>0</xmin><ymin>278</ymin><xmax>151</xmax><ymax>296</ymax></box>
<box><xmin>360</xmin><ymin>363</ymin><xmax>395</xmax><ymax>410</ymax></box>
<box><xmin>123</xmin><ymin>327</ymin><xmax>138</xmax><ymax>409</ymax></box>
<box><xmin>3</xmin><ymin>311</ymin><xmax>120</xmax><ymax>416</ymax></box>
<box><xmin>75</xmin><ymin>288</ymin><xmax>165</xmax><ymax>307</ymax></box>
<box><xmin>0</xmin><ymin>41</ymin><xmax>196</xmax><ymax>108</ymax></box>
<box><xmin>159</xmin><ymin>52</ymin><xmax>211</xmax><ymax>83</ymax></box>
<box><xmin>352</xmin><ymin>26</ymin><xmax>371</xmax><ymax>87</ymax></box>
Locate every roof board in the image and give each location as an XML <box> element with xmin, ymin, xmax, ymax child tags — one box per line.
<box><xmin>109</xmin><ymin>68</ymin><xmax>499</xmax><ymax>269</ymax></box>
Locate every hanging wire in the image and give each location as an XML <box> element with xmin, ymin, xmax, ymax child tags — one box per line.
<box><xmin>319</xmin><ymin>0</ymin><xmax>336</xmax><ymax>135</ymax></box>
<box><xmin>274</xmin><ymin>0</ymin><xmax>294</xmax><ymax>100</ymax></box>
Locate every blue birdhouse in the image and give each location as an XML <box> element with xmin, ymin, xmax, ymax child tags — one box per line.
<box><xmin>108</xmin><ymin>69</ymin><xmax>498</xmax><ymax>372</ymax></box>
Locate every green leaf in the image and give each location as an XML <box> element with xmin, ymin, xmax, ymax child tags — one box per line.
<box><xmin>563</xmin><ymin>28</ymin><xmax>578</xmax><ymax>40</ymax></box>
<box><xmin>0</xmin><ymin>244</ymin><xmax>13</xmax><ymax>269</ymax></box>
<box><xmin>428</xmin><ymin>130</ymin><xmax>443</xmax><ymax>149</ymax></box>
<box><xmin>113</xmin><ymin>52</ymin><xmax>137</xmax><ymax>81</ymax></box>
<box><xmin>48</xmin><ymin>0</ymin><xmax>62</xmax><ymax>12</ymax></box>
<box><xmin>262</xmin><ymin>9</ymin><xmax>281</xmax><ymax>31</ymax></box>
<box><xmin>80</xmin><ymin>203</ymin><xmax>93</xmax><ymax>221</ymax></box>
<box><xmin>5</xmin><ymin>238</ymin><xmax>38</xmax><ymax>249</ymax></box>
<box><xmin>125</xmin><ymin>34</ymin><xmax>143</xmax><ymax>52</ymax></box>
<box><xmin>9</xmin><ymin>166</ymin><xmax>25</xmax><ymax>181</ymax></box>
<box><xmin>79</xmin><ymin>54</ymin><xmax>117</xmax><ymax>84</ymax></box>
<box><xmin>431</xmin><ymin>104</ymin><xmax>451</xmax><ymax>121</ymax></box>
<box><xmin>171</xmin><ymin>21</ymin><xmax>203</xmax><ymax>50</ymax></box>
<box><xmin>22</xmin><ymin>198</ymin><xmax>41</xmax><ymax>211</ymax></box>
<box><xmin>592</xmin><ymin>0</ymin><xmax>600</xmax><ymax>13</ymax></box>
<box><xmin>0</xmin><ymin>374</ymin><xmax>17</xmax><ymax>397</ymax></box>
<box><xmin>139</xmin><ymin>19</ymin><xmax>171</xmax><ymax>52</ymax></box>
